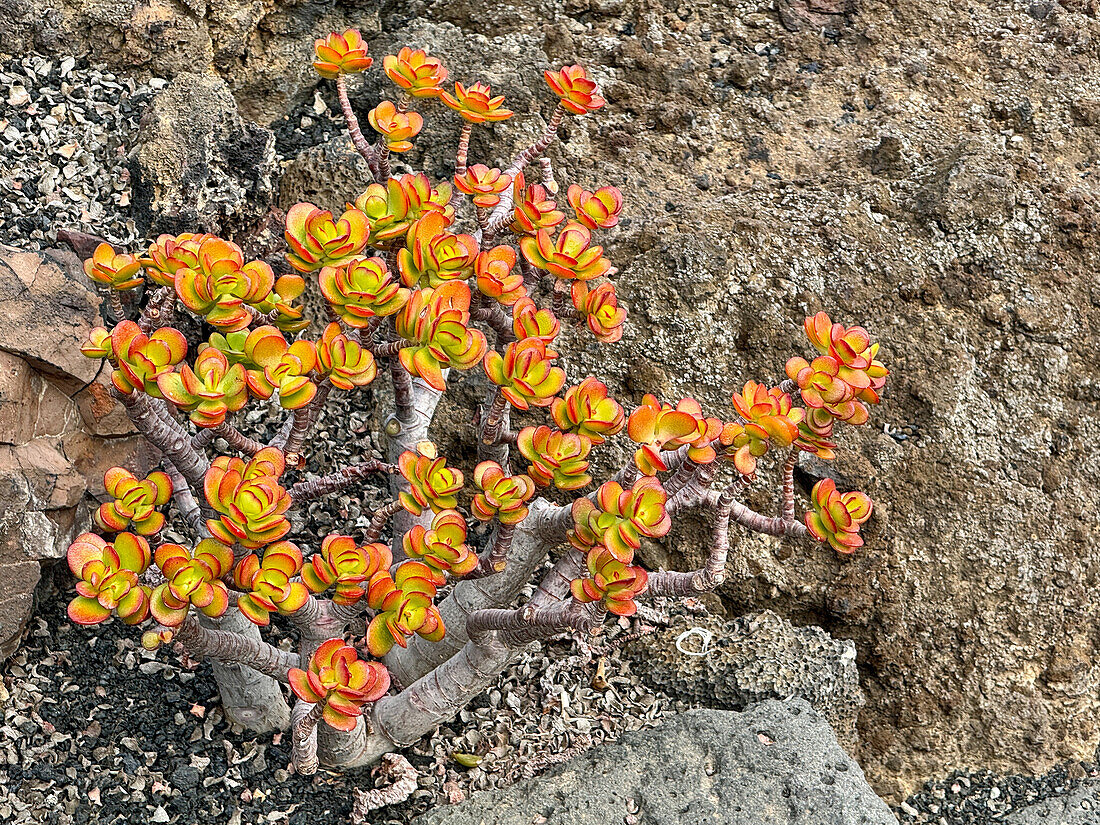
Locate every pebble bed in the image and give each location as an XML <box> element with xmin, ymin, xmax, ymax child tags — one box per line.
<box><xmin>2</xmin><ymin>48</ymin><xmax>1099</xmax><ymax>825</ymax></box>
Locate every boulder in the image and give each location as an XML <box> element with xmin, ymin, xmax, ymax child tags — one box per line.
<box><xmin>413</xmin><ymin>700</ymin><xmax>898</xmax><ymax>825</ymax></box>
<box><xmin>0</xmin><ymin>245</ymin><xmax>147</xmax><ymax>659</ymax></box>
<box><xmin>625</xmin><ymin>611</ymin><xmax>864</xmax><ymax>753</ymax></box>
<box><xmin>1003</xmin><ymin>781</ymin><xmax>1100</xmax><ymax>825</ymax></box>
<box><xmin>130</xmin><ymin>72</ymin><xmax>277</xmax><ymax>240</ymax></box>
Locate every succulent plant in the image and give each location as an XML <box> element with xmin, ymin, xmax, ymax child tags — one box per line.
<box><xmin>626</xmin><ymin>395</ymin><xmax>702</xmax><ymax>476</ymax></box>
<box><xmin>368</xmin><ymin>100</ymin><xmax>424</xmax><ymax>152</ymax></box>
<box><xmin>550</xmin><ymin>377</ymin><xmax>625</xmax><ymax>444</ymax></box>
<box><xmin>544</xmin><ymin>65</ymin><xmax>606</xmax><ymax>115</ymax></box>
<box><xmin>472</xmin><ymin>461</ymin><xmax>536</xmax><ymax>524</ymax></box>
<box><xmin>510</xmin><ymin>174</ymin><xmax>566</xmax><ymax>234</ymax></box>
<box><xmin>483</xmin><ymin>337</ymin><xmax>566</xmax><ymax>410</ymax></box>
<box><xmin>719</xmin><ymin>381</ymin><xmax>804</xmax><ymax>476</ymax></box>
<box><xmin>285</xmin><ymin>203</ymin><xmax>370</xmax><ymax>273</ymax></box>
<box><xmin>303</xmin><ymin>535</ymin><xmax>392</xmax><ymax>606</ymax></box>
<box><xmin>95</xmin><ymin>468</ymin><xmax>173</xmax><ymax>536</ymax></box>
<box><xmin>242</xmin><ymin>325</ymin><xmax>317</xmax><ymax>410</ymax></box>
<box><xmin>150</xmin><ymin>538</ymin><xmax>235</xmax><ymax>626</ymax></box>
<box><xmin>107</xmin><ymin>320</ymin><xmax>188</xmax><ymax>398</ymax></box>
<box><xmin>158</xmin><ymin>347</ymin><xmax>249</xmax><ymax>428</ymax></box>
<box><xmin>365</xmin><ymin>561</ymin><xmax>446</xmax><ymax>656</ymax></box>
<box><xmin>571</xmin><ymin>281</ymin><xmax>626</xmax><ymax>343</ymax></box>
<box><xmin>84</xmin><ymin>242</ymin><xmax>143</xmax><ymax>291</ymax></box>
<box><xmin>319</xmin><ymin>256</ymin><xmax>410</xmax><ymax>327</ymax></box>
<box><xmin>569</xmin><ymin>476</ymin><xmax>671</xmax><ymax>563</ymax></box>
<box><xmin>394</xmin><ymin>281</ymin><xmax>487</xmax><ymax>391</ymax></box>
<box><xmin>440</xmin><ymin>81</ymin><xmax>513</xmax><ymax>123</ymax></box>
<box><xmin>511</xmin><ymin>296</ymin><xmax>561</xmax><ymax>355</ymax></box>
<box><xmin>354</xmin><ymin>173</ymin><xmax>454</xmax><ymax>247</ymax></box>
<box><xmin>398</xmin><ymin>441</ymin><xmax>464</xmax><ymax>515</ymax></box>
<box><xmin>383</xmin><ymin>47</ymin><xmax>448</xmax><ymax>98</ymax></box>
<box><xmin>475</xmin><ymin>245</ymin><xmax>525</xmax><ymax>305</ymax></box>
<box><xmin>519</xmin><ymin>221</ymin><xmax>613</xmax><ymax>281</ymax></box>
<box><xmin>315</xmin><ymin>322</ymin><xmax>377</xmax><ymax>390</ymax></box>
<box><xmin>313</xmin><ymin>29</ymin><xmax>373</xmax><ymax>79</ymax></box>
<box><xmin>204</xmin><ymin>447</ymin><xmax>292</xmax><ymax>549</ymax></box>
<box><xmin>174</xmin><ymin>237</ymin><xmax>276</xmax><ymax>331</ymax></box>
<box><xmin>66</xmin><ymin>532</ymin><xmax>152</xmax><ymax>626</ymax></box>
<box><xmin>288</xmin><ymin>640</ymin><xmax>391</xmax><ymax>731</ymax></box>
<box><xmin>566</xmin><ymin>185</ymin><xmax>623</xmax><ymax>230</ymax></box>
<box><xmin>141</xmin><ymin>232</ymin><xmax>216</xmax><ymax>287</ymax></box>
<box><xmin>397</xmin><ymin>212</ymin><xmax>479</xmax><ymax>289</ymax></box>
<box><xmin>402</xmin><ymin>509</ymin><xmax>478</xmax><ymax>584</ymax></box>
<box><xmin>805</xmin><ymin>479</ymin><xmax>873</xmax><ymax>554</ymax></box>
<box><xmin>454</xmin><ymin>165</ymin><xmax>512</xmax><ymax>209</ymax></box>
<box><xmin>234</xmin><ymin>542</ymin><xmax>310</xmax><ymax>625</ymax></box>
<box><xmin>516</xmin><ymin>425</ymin><xmax>592</xmax><ymax>490</ymax></box>
<box><xmin>570</xmin><ymin>547</ymin><xmax>647</xmax><ymax>616</ymax></box>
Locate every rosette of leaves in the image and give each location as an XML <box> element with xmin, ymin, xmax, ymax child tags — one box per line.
<box><xmin>247</xmin><ymin>273</ymin><xmax>310</xmax><ymax>334</ymax></box>
<box><xmin>394</xmin><ymin>281</ymin><xmax>488</xmax><ymax>391</ymax></box>
<box><xmin>571</xmin><ymin>281</ymin><xmax>626</xmax><ymax>343</ymax></box>
<box><xmin>511</xmin><ymin>297</ymin><xmax>561</xmax><ymax>355</ymax></box>
<box><xmin>383</xmin><ymin>47</ymin><xmax>448</xmax><ymax>98</ymax></box>
<box><xmin>365</xmin><ymin>561</ymin><xmax>446</xmax><ymax>656</ymax></box>
<box><xmin>284</xmin><ymin>202</ymin><xmax>370</xmax><ymax>273</ymax></box>
<box><xmin>474</xmin><ymin>246</ymin><xmax>525</xmax><ymax>305</ymax></box>
<box><xmin>65</xmin><ymin>532</ymin><xmax>152</xmax><ymax>626</ymax></box>
<box><xmin>516</xmin><ymin>425</ymin><xmax>592</xmax><ymax>490</ymax></box>
<box><xmin>402</xmin><ymin>510</ymin><xmax>478</xmax><ymax>585</ymax></box>
<box><xmin>806</xmin><ymin>479</ymin><xmax>873</xmax><ymax>554</ymax></box>
<box><xmin>567</xmin><ymin>185</ymin><xmax>623</xmax><ymax>230</ymax></box>
<box><xmin>203</xmin><ymin>447</ymin><xmax>292</xmax><ymax>549</ymax></box>
<box><xmin>550</xmin><ymin>377</ymin><xmax>625</xmax><ymax>444</ymax></box>
<box><xmin>510</xmin><ymin>174</ymin><xmax>565</xmax><ymax>234</ymax></box>
<box><xmin>174</xmin><ymin>238</ymin><xmax>277</xmax><ymax>331</ymax></box>
<box><xmin>319</xmin><ymin>257</ymin><xmax>410</xmax><ymax>327</ymax></box>
<box><xmin>454</xmin><ymin>165</ymin><xmax>512</xmax><ymax>209</ymax></box>
<box><xmin>150</xmin><ymin>538</ymin><xmax>235</xmax><ymax>626</ymax></box>
<box><xmin>313</xmin><ymin>29</ymin><xmax>373</xmax><ymax>79</ymax></box>
<box><xmin>315</xmin><ymin>323</ymin><xmax>377</xmax><ymax>390</ymax></box>
<box><xmin>626</xmin><ymin>394</ymin><xmax>702</xmax><ymax>475</ymax></box>
<box><xmin>795</xmin><ymin>411</ymin><xmax>838</xmax><ymax>461</ymax></box>
<box><xmin>80</xmin><ymin>326</ymin><xmax>114</xmax><ymax>361</ymax></box>
<box><xmin>354</xmin><ymin>174</ymin><xmax>454</xmax><ymax>247</ymax></box>
<box><xmin>544</xmin><ymin>65</ymin><xmax>606</xmax><ymax>115</ymax></box>
<box><xmin>472</xmin><ymin>461</ymin><xmax>535</xmax><ymax>524</ymax></box>
<box><xmin>368</xmin><ymin>100</ymin><xmax>423</xmax><ymax>153</ymax></box>
<box><xmin>483</xmin><ymin>337</ymin><xmax>566</xmax><ymax>411</ymax></box>
<box><xmin>520</xmin><ymin>221</ymin><xmax>612</xmax><ymax>281</ymax></box>
<box><xmin>242</xmin><ymin>326</ymin><xmax>317</xmax><ymax>410</ymax></box>
<box><xmin>105</xmin><ymin>321</ymin><xmax>187</xmax><ymax>398</ymax></box>
<box><xmin>234</xmin><ymin>542</ymin><xmax>310</xmax><ymax>625</ymax></box>
<box><xmin>302</xmin><ymin>535</ymin><xmax>392</xmax><ymax>606</ymax></box>
<box><xmin>569</xmin><ymin>476</ymin><xmax>671</xmax><ymax>562</ymax></box>
<box><xmin>83</xmin><ymin>242</ymin><xmax>143</xmax><ymax>291</ymax></box>
<box><xmin>141</xmin><ymin>232</ymin><xmax>216</xmax><ymax>287</ymax></box>
<box><xmin>719</xmin><ymin>381</ymin><xmax>804</xmax><ymax>476</ymax></box>
<box><xmin>570</xmin><ymin>547</ymin><xmax>647</xmax><ymax>616</ymax></box>
<box><xmin>157</xmin><ymin>347</ymin><xmax>249</xmax><ymax>428</ymax></box>
<box><xmin>94</xmin><ymin>467</ymin><xmax>173</xmax><ymax>536</ymax></box>
<box><xmin>397</xmin><ymin>212</ymin><xmax>479</xmax><ymax>289</ymax></box>
<box><xmin>288</xmin><ymin>640</ymin><xmax>391</xmax><ymax>732</ymax></box>
<box><xmin>440</xmin><ymin>81</ymin><xmax>513</xmax><ymax>123</ymax></box>
<box><xmin>398</xmin><ymin>441</ymin><xmax>464</xmax><ymax>515</ymax></box>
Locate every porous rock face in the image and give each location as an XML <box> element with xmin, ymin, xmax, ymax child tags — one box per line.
<box><xmin>0</xmin><ymin>0</ymin><xmax>382</xmax><ymax>123</ymax></box>
<box><xmin>625</xmin><ymin>611</ymin><xmax>864</xmax><ymax>753</ymax></box>
<box><xmin>350</xmin><ymin>1</ymin><xmax>1100</xmax><ymax>800</ymax></box>
<box><xmin>413</xmin><ymin>701</ymin><xmax>898</xmax><ymax>825</ymax></box>
<box><xmin>0</xmin><ymin>244</ymin><xmax>147</xmax><ymax>659</ymax></box>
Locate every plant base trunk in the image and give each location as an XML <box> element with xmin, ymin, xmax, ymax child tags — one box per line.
<box><xmin>200</xmin><ymin>610</ymin><xmax>291</xmax><ymax>732</ymax></box>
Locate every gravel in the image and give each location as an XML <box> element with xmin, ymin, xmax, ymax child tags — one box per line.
<box><xmin>0</xmin><ymin>53</ymin><xmax>163</xmax><ymax>251</ymax></box>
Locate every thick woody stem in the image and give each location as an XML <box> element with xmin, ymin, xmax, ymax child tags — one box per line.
<box><xmin>378</xmin><ymin>144</ymin><xmax>392</xmax><ymax>181</ymax></box>
<box><xmin>473</xmin><ymin>523</ymin><xmax>515</xmax><ymax>576</ymax></box>
<box><xmin>529</xmin><ymin>547</ymin><xmax>586</xmax><ymax>609</ymax></box>
<box><xmin>645</xmin><ymin>485</ymin><xmax>737</xmax><ymax>598</ymax></box>
<box><xmin>730</xmin><ymin>499</ymin><xmax>809</xmax><ymax>538</ymax></box>
<box><xmin>191</xmin><ymin>428</ymin><xmax>217</xmax><ymax>451</ymax></box>
<box><xmin>781</xmin><ymin>448</ymin><xmax>798</xmax><ymax>523</ymax></box>
<box><xmin>282</xmin><ymin>381</ymin><xmax>333</xmax><ymax>457</ymax></box>
<box><xmin>107</xmin><ymin>289</ymin><xmax>125</xmax><ymax>320</ymax></box>
<box><xmin>350</xmin><ymin>753</ymin><xmax>419</xmax><ymax>820</ymax></box>
<box><xmin>389</xmin><ymin>360</ymin><xmax>415</xmax><ymax>425</ymax></box>
<box><xmin>160</xmin><ymin>457</ymin><xmax>209</xmax><ymax>536</ymax></box>
<box><xmin>479</xmin><ymin>390</ymin><xmax>508</xmax><ymax>446</ymax></box>
<box><xmin>115</xmin><ymin>390</ymin><xmax>209</xmax><ymax>486</ymax></box>
<box><xmin>365</xmin><ymin>500</ymin><xmax>403</xmax><ymax>543</ymax></box>
<box><xmin>291</xmin><ymin>701</ymin><xmax>326</xmax><ymax>776</ymax></box>
<box><xmin>336</xmin><ymin>74</ymin><xmax>382</xmax><ymax>181</ymax></box>
<box><xmin>372</xmin><ymin>340</ymin><xmax>405</xmax><ymax>359</ymax></box>
<box><xmin>136</xmin><ymin>287</ymin><xmax>173</xmax><ymax>333</ymax></box>
<box><xmin>243</xmin><ymin>304</ymin><xmax>282</xmax><ymax>326</ymax></box>
<box><xmin>209</xmin><ymin>422</ymin><xmax>265</xmax><ymax>456</ymax></box>
<box><xmin>471</xmin><ymin>302</ymin><xmax>515</xmax><ymax>345</ymax></box>
<box><xmin>290</xmin><ymin>459</ymin><xmax>399</xmax><ymax>503</ymax></box>
<box><xmin>173</xmin><ymin>613</ymin><xmax>299</xmax><ymax>681</ymax></box>
<box><xmin>455</xmin><ymin>123</ymin><xmax>473</xmax><ymax>177</ymax></box>
<box><xmin>538</xmin><ymin>156</ymin><xmax>558</xmax><ymax>194</ymax></box>
<box><xmin>467</xmin><ymin>599</ymin><xmax>599</xmax><ymax>647</ymax></box>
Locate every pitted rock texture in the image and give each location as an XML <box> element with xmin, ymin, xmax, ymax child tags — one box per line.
<box><xmin>130</xmin><ymin>72</ymin><xmax>278</xmax><ymax>239</ymax></box>
<box><xmin>413</xmin><ymin>701</ymin><xmax>898</xmax><ymax>825</ymax></box>
<box><xmin>0</xmin><ymin>244</ymin><xmax>146</xmax><ymax>659</ymax></box>
<box><xmin>626</xmin><ymin>611</ymin><xmax>863</xmax><ymax>753</ymax></box>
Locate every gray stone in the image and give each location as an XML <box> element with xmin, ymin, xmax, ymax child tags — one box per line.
<box><xmin>413</xmin><ymin>701</ymin><xmax>897</xmax><ymax>825</ymax></box>
<box><xmin>1004</xmin><ymin>782</ymin><xmax>1100</xmax><ymax>825</ymax></box>
<box><xmin>626</xmin><ymin>611</ymin><xmax>864</xmax><ymax>753</ymax></box>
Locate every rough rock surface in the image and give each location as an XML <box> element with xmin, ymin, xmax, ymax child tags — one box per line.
<box><xmin>414</xmin><ymin>700</ymin><xmax>897</xmax><ymax>825</ymax></box>
<box><xmin>130</xmin><ymin>72</ymin><xmax>277</xmax><ymax>239</ymax></box>
<box><xmin>1003</xmin><ymin>780</ymin><xmax>1100</xmax><ymax>825</ymax></box>
<box><xmin>626</xmin><ymin>611</ymin><xmax>864</xmax><ymax>752</ymax></box>
<box><xmin>0</xmin><ymin>244</ymin><xmax>146</xmax><ymax>659</ymax></box>
<box><xmin>0</xmin><ymin>0</ymin><xmax>382</xmax><ymax>123</ymax></box>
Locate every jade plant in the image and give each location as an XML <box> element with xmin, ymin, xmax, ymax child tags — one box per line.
<box><xmin>66</xmin><ymin>29</ymin><xmax>889</xmax><ymax>809</ymax></box>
